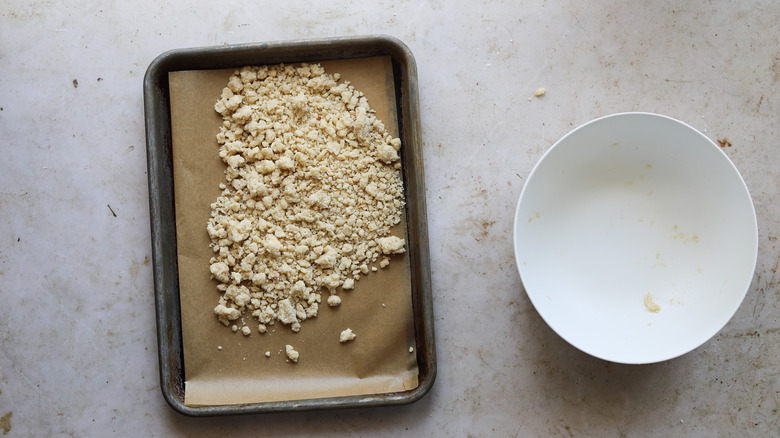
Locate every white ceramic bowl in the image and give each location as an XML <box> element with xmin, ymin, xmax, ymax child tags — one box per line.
<box><xmin>514</xmin><ymin>113</ymin><xmax>757</xmax><ymax>364</ymax></box>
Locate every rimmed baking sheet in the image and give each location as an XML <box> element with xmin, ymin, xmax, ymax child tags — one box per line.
<box><xmin>143</xmin><ymin>35</ymin><xmax>435</xmax><ymax>416</ymax></box>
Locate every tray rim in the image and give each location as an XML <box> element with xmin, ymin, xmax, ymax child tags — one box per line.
<box><xmin>143</xmin><ymin>34</ymin><xmax>435</xmax><ymax>416</ymax></box>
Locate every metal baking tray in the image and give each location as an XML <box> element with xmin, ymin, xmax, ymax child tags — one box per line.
<box><xmin>143</xmin><ymin>35</ymin><xmax>435</xmax><ymax>415</ymax></box>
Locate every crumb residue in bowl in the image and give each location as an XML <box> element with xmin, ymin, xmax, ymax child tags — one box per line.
<box><xmin>644</xmin><ymin>292</ymin><xmax>661</xmax><ymax>313</ymax></box>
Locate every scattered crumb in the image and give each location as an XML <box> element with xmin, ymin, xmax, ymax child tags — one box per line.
<box><xmin>231</xmin><ymin>324</ymin><xmax>238</xmax><ymax>332</ymax></box>
<box><xmin>258</xmin><ymin>324</ymin><xmax>267</xmax><ymax>333</ymax></box>
<box><xmin>339</xmin><ymin>328</ymin><xmax>356</xmax><ymax>343</ymax></box>
<box><xmin>534</xmin><ymin>87</ymin><xmax>546</xmax><ymax>97</ymax></box>
<box><xmin>409</xmin><ymin>346</ymin><xmax>414</xmax><ymax>353</ymax></box>
<box><xmin>285</xmin><ymin>344</ymin><xmax>299</xmax><ymax>362</ymax></box>
<box><xmin>717</xmin><ymin>138</ymin><xmax>732</xmax><ymax>148</ymax></box>
<box><xmin>217</xmin><ymin>346</ymin><xmax>223</xmax><ymax>351</ymax></box>
<box><xmin>644</xmin><ymin>293</ymin><xmax>661</xmax><ymax>313</ymax></box>
<box><xmin>72</xmin><ymin>79</ymin><xmax>78</xmax><ymax>88</ymax></box>
<box><xmin>379</xmin><ymin>258</ymin><xmax>390</xmax><ymax>268</ymax></box>
<box><xmin>241</xmin><ymin>326</ymin><xmax>251</xmax><ymax>336</ymax></box>
<box><xmin>382</xmin><ymin>303</ymin><xmax>386</xmax><ymax>308</ymax></box>
<box><xmin>264</xmin><ymin>351</ymin><xmax>271</xmax><ymax>357</ymax></box>
<box><xmin>377</xmin><ymin>236</ymin><xmax>406</xmax><ymax>254</ymax></box>
<box><xmin>209</xmin><ymin>63</ymin><xmax>406</xmax><ymax>333</ymax></box>
<box><xmin>327</xmin><ymin>295</ymin><xmax>342</xmax><ymax>307</ymax></box>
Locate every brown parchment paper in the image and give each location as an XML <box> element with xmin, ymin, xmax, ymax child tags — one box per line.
<box><xmin>168</xmin><ymin>56</ymin><xmax>419</xmax><ymax>406</ymax></box>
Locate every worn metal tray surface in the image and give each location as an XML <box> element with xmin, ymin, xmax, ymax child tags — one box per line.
<box><xmin>143</xmin><ymin>35</ymin><xmax>435</xmax><ymax>416</ymax></box>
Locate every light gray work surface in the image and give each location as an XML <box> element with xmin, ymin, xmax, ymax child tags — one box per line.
<box><xmin>1</xmin><ymin>1</ymin><xmax>778</xmax><ymax>436</ymax></box>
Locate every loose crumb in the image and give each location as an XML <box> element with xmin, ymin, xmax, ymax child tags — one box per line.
<box><xmin>241</xmin><ymin>326</ymin><xmax>251</xmax><ymax>336</ymax></box>
<box><xmin>534</xmin><ymin>87</ymin><xmax>546</xmax><ymax>97</ymax></box>
<box><xmin>327</xmin><ymin>295</ymin><xmax>342</xmax><ymax>307</ymax></box>
<box><xmin>377</xmin><ymin>236</ymin><xmax>406</xmax><ymax>254</ymax></box>
<box><xmin>409</xmin><ymin>346</ymin><xmax>414</xmax><ymax>353</ymax></box>
<box><xmin>285</xmin><ymin>344</ymin><xmax>299</xmax><ymax>362</ymax></box>
<box><xmin>264</xmin><ymin>351</ymin><xmax>271</xmax><ymax>357</ymax></box>
<box><xmin>209</xmin><ymin>63</ymin><xmax>406</xmax><ymax>333</ymax></box>
<box><xmin>217</xmin><ymin>346</ymin><xmax>223</xmax><ymax>351</ymax></box>
<box><xmin>231</xmin><ymin>324</ymin><xmax>238</xmax><ymax>332</ymax></box>
<box><xmin>339</xmin><ymin>328</ymin><xmax>356</xmax><ymax>343</ymax></box>
<box><xmin>644</xmin><ymin>293</ymin><xmax>661</xmax><ymax>313</ymax></box>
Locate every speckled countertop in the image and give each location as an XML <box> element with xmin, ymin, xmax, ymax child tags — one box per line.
<box><xmin>1</xmin><ymin>1</ymin><xmax>779</xmax><ymax>436</ymax></box>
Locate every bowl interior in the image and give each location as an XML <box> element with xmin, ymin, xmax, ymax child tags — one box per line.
<box><xmin>514</xmin><ymin>113</ymin><xmax>757</xmax><ymax>364</ymax></box>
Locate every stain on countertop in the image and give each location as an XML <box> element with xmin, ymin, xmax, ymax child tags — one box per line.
<box><xmin>0</xmin><ymin>412</ymin><xmax>11</xmax><ymax>435</ymax></box>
